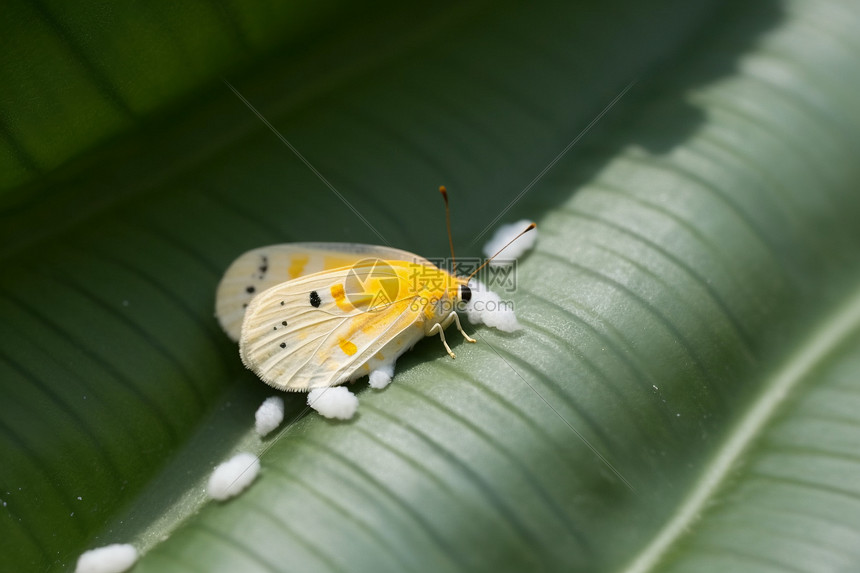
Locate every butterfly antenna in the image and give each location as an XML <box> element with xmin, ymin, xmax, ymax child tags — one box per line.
<box><xmin>439</xmin><ymin>186</ymin><xmax>457</xmax><ymax>275</ymax></box>
<box><xmin>466</xmin><ymin>223</ymin><xmax>536</xmax><ymax>281</ymax></box>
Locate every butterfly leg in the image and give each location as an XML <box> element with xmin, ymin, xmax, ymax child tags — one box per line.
<box><xmin>448</xmin><ymin>311</ymin><xmax>476</xmax><ymax>343</ymax></box>
<box><xmin>428</xmin><ymin>322</ymin><xmax>456</xmax><ymax>359</ymax></box>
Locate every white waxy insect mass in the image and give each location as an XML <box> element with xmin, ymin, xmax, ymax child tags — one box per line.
<box><xmin>368</xmin><ymin>362</ymin><xmax>396</xmax><ymax>389</ymax></box>
<box><xmin>207</xmin><ymin>452</ymin><xmax>260</xmax><ymax>501</ymax></box>
<box><xmin>482</xmin><ymin>219</ymin><xmax>538</xmax><ymax>266</ymax></box>
<box><xmin>307</xmin><ymin>387</ymin><xmax>359</xmax><ymax>420</ymax></box>
<box><xmin>254</xmin><ymin>396</ymin><xmax>285</xmax><ymax>436</ymax></box>
<box><xmin>75</xmin><ymin>544</ymin><xmax>138</xmax><ymax>573</ymax></box>
<box><xmin>463</xmin><ymin>279</ymin><xmax>522</xmax><ymax>333</ymax></box>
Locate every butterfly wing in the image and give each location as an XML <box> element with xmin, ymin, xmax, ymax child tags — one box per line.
<box><xmin>239</xmin><ymin>260</ymin><xmax>434</xmax><ymax>390</ymax></box>
<box><xmin>216</xmin><ymin>242</ymin><xmax>432</xmax><ymax>341</ymax></box>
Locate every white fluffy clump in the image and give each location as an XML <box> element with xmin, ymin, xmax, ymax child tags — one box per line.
<box><xmin>254</xmin><ymin>396</ymin><xmax>285</xmax><ymax>436</ymax></box>
<box><xmin>482</xmin><ymin>219</ymin><xmax>537</xmax><ymax>266</ymax></box>
<box><xmin>463</xmin><ymin>279</ymin><xmax>522</xmax><ymax>333</ymax></box>
<box><xmin>308</xmin><ymin>387</ymin><xmax>358</xmax><ymax>419</ymax></box>
<box><xmin>75</xmin><ymin>544</ymin><xmax>138</xmax><ymax>573</ymax></box>
<box><xmin>368</xmin><ymin>362</ymin><xmax>396</xmax><ymax>389</ymax></box>
<box><xmin>207</xmin><ymin>452</ymin><xmax>260</xmax><ymax>501</ymax></box>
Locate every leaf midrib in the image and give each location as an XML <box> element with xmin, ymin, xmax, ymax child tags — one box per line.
<box><xmin>618</xmin><ymin>283</ymin><xmax>860</xmax><ymax>573</ymax></box>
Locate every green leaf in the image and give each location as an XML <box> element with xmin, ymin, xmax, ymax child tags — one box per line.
<box><xmin>2</xmin><ymin>0</ymin><xmax>860</xmax><ymax>572</ymax></box>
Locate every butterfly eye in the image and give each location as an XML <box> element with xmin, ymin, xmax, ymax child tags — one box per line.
<box><xmin>459</xmin><ymin>284</ymin><xmax>472</xmax><ymax>303</ymax></box>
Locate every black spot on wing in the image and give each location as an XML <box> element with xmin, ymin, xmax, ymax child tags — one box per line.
<box><xmin>280</xmin><ymin>342</ymin><xmax>286</xmax><ymax>348</ymax></box>
<box><xmin>309</xmin><ymin>291</ymin><xmax>321</xmax><ymax>308</ymax></box>
<box><xmin>246</xmin><ymin>286</ymin><xmax>255</xmax><ymax>294</ymax></box>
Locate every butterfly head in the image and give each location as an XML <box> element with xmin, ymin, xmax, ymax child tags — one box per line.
<box><xmin>458</xmin><ymin>283</ymin><xmax>472</xmax><ymax>304</ymax></box>
<box><xmin>444</xmin><ymin>275</ymin><xmax>472</xmax><ymax>304</ymax></box>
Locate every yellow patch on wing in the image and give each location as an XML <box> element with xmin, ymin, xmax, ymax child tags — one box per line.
<box><xmin>330</xmin><ymin>283</ymin><xmax>353</xmax><ymax>311</ymax></box>
<box><xmin>288</xmin><ymin>256</ymin><xmax>309</xmax><ymax>279</ymax></box>
<box><xmin>339</xmin><ymin>338</ymin><xmax>358</xmax><ymax>356</ymax></box>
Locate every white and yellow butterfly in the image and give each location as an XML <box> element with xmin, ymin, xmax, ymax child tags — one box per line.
<box><xmin>215</xmin><ymin>188</ymin><xmax>534</xmax><ymax>392</ymax></box>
